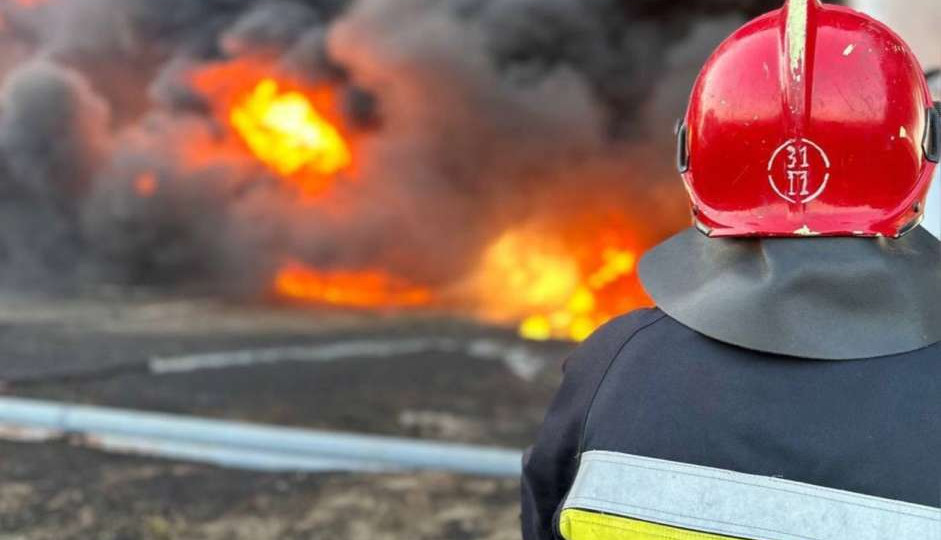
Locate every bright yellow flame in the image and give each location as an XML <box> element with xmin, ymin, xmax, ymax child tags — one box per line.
<box><xmin>231</xmin><ymin>79</ymin><xmax>351</xmax><ymax>183</ymax></box>
<box><xmin>519</xmin><ymin>315</ymin><xmax>553</xmax><ymax>341</ymax></box>
<box><xmin>476</xmin><ymin>229</ymin><xmax>639</xmax><ymax>342</ymax></box>
<box><xmin>483</xmin><ymin>232</ymin><xmax>580</xmax><ymax>310</ymax></box>
<box><xmin>589</xmin><ymin>249</ymin><xmax>637</xmax><ymax>290</ymax></box>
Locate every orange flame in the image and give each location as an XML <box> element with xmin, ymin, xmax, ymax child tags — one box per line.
<box><xmin>474</xmin><ymin>225</ymin><xmax>651</xmax><ymax>341</ymax></box>
<box><xmin>192</xmin><ymin>62</ymin><xmax>352</xmax><ymax>197</ymax></box>
<box><xmin>517</xmin><ymin>248</ymin><xmax>638</xmax><ymax>341</ymax></box>
<box><xmin>134</xmin><ymin>172</ymin><xmax>158</xmax><ymax>198</ymax></box>
<box><xmin>231</xmin><ymin>78</ymin><xmax>352</xmax><ymax>197</ymax></box>
<box><xmin>275</xmin><ymin>261</ymin><xmax>433</xmax><ymax>309</ymax></box>
<box><xmin>194</xmin><ymin>65</ymin><xmax>415</xmax><ymax>312</ymax></box>
<box><xmin>194</xmin><ymin>63</ymin><xmax>650</xmax><ymax>341</ymax></box>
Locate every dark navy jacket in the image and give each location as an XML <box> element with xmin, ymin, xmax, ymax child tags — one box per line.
<box><xmin>521</xmin><ymin>309</ymin><xmax>941</xmax><ymax>540</ymax></box>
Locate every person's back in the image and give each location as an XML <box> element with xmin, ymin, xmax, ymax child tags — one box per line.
<box><xmin>523</xmin><ymin>308</ymin><xmax>940</xmax><ymax>540</ymax></box>
<box><xmin>521</xmin><ymin>1</ymin><xmax>941</xmax><ymax>538</ymax></box>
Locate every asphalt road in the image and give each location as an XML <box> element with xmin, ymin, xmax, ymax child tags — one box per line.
<box><xmin>0</xmin><ymin>293</ymin><xmax>570</xmax><ymax>539</ymax></box>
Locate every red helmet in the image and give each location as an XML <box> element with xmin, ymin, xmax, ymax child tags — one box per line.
<box><xmin>678</xmin><ymin>0</ymin><xmax>941</xmax><ymax>238</ymax></box>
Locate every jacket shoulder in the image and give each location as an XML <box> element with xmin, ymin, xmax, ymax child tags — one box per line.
<box><xmin>558</xmin><ymin>308</ymin><xmax>669</xmax><ymax>434</ymax></box>
<box><xmin>563</xmin><ymin>308</ymin><xmax>667</xmax><ymax>374</ymax></box>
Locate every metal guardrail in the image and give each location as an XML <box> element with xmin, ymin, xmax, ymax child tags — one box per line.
<box><xmin>0</xmin><ymin>397</ymin><xmax>524</xmax><ymax>477</ymax></box>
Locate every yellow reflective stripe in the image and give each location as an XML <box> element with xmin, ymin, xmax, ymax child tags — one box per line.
<box><xmin>560</xmin><ymin>509</ymin><xmax>744</xmax><ymax>540</ymax></box>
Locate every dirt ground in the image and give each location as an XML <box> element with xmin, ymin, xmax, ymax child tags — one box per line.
<box><xmin>0</xmin><ymin>294</ymin><xmax>570</xmax><ymax>540</ymax></box>
<box><xmin>0</xmin><ymin>440</ymin><xmax>521</xmax><ymax>540</ymax></box>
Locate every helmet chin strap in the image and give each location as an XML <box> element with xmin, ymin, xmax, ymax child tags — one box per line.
<box><xmin>926</xmin><ymin>160</ymin><xmax>941</xmax><ymax>239</ymax></box>
<box><xmin>927</xmin><ymin>72</ymin><xmax>941</xmax><ymax>239</ymax></box>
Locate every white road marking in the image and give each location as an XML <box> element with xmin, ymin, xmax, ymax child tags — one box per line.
<box><xmin>150</xmin><ymin>337</ymin><xmax>552</xmax><ymax>381</ymax></box>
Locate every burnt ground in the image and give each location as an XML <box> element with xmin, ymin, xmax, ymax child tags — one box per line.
<box><xmin>0</xmin><ymin>440</ymin><xmax>522</xmax><ymax>540</ymax></box>
<box><xmin>0</xmin><ymin>293</ymin><xmax>571</xmax><ymax>539</ymax></box>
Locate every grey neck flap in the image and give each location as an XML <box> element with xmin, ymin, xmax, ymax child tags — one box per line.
<box><xmin>639</xmin><ymin>227</ymin><xmax>941</xmax><ymax>360</ymax></box>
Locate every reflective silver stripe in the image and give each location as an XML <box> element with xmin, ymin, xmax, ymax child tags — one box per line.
<box><xmin>564</xmin><ymin>451</ymin><xmax>941</xmax><ymax>540</ymax></box>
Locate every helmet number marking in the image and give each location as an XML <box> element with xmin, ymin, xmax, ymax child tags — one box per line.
<box><xmin>768</xmin><ymin>139</ymin><xmax>831</xmax><ymax>204</ymax></box>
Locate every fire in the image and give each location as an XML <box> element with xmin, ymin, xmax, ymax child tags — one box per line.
<box><xmin>195</xmin><ymin>64</ymin><xmax>649</xmax><ymax>341</ymax></box>
<box><xmin>134</xmin><ymin>172</ymin><xmax>158</xmax><ymax>198</ymax></box>
<box><xmin>517</xmin><ymin>248</ymin><xmax>638</xmax><ymax>342</ymax></box>
<box><xmin>231</xmin><ymin>79</ymin><xmax>352</xmax><ymax>196</ymax></box>
<box><xmin>474</xmin><ymin>226</ymin><xmax>650</xmax><ymax>341</ymax></box>
<box><xmin>273</xmin><ymin>227</ymin><xmax>649</xmax><ymax>341</ymax></box>
<box><xmin>479</xmin><ymin>232</ymin><xmax>581</xmax><ymax>314</ymax></box>
<box><xmin>275</xmin><ymin>261</ymin><xmax>433</xmax><ymax>309</ymax></box>
<box><xmin>195</xmin><ymin>65</ymin><xmax>423</xmax><ymax>312</ymax></box>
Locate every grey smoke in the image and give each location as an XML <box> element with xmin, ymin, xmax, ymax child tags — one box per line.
<box><xmin>222</xmin><ymin>1</ymin><xmax>322</xmax><ymax>57</ymax></box>
<box><xmin>0</xmin><ymin>0</ymin><xmax>800</xmax><ymax>297</ymax></box>
<box><xmin>0</xmin><ymin>60</ymin><xmax>110</xmax><ymax>287</ymax></box>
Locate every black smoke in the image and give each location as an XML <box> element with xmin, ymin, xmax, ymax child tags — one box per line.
<box><xmin>0</xmin><ymin>0</ymin><xmax>796</xmax><ymax>296</ymax></box>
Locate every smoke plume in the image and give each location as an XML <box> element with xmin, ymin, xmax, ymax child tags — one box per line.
<box><xmin>0</xmin><ymin>0</ymin><xmax>789</xmax><ymax>298</ymax></box>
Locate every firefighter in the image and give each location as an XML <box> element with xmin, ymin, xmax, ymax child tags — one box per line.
<box><xmin>521</xmin><ymin>1</ymin><xmax>941</xmax><ymax>539</ymax></box>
